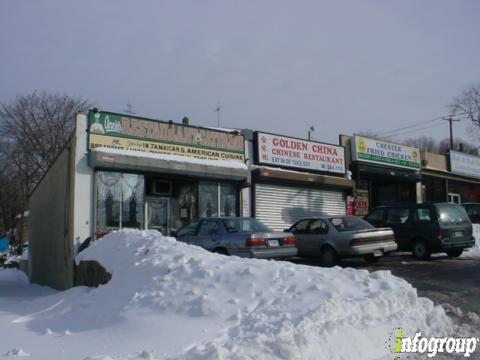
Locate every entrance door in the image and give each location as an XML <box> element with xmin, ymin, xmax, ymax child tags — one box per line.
<box><xmin>146</xmin><ymin>197</ymin><xmax>170</xmax><ymax>235</ymax></box>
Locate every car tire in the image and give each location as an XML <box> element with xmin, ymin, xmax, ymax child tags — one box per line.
<box><xmin>320</xmin><ymin>247</ymin><xmax>337</xmax><ymax>267</ymax></box>
<box><xmin>446</xmin><ymin>249</ymin><xmax>463</xmax><ymax>258</ymax></box>
<box><xmin>413</xmin><ymin>241</ymin><xmax>431</xmax><ymax>260</ymax></box>
<box><xmin>213</xmin><ymin>247</ymin><xmax>229</xmax><ymax>256</ymax></box>
<box><xmin>364</xmin><ymin>254</ymin><xmax>380</xmax><ymax>264</ymax></box>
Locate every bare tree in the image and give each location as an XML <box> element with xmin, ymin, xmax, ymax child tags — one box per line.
<box><xmin>0</xmin><ymin>91</ymin><xmax>91</xmax><ymax>234</ymax></box>
<box><xmin>437</xmin><ymin>138</ymin><xmax>478</xmax><ymax>155</ymax></box>
<box><xmin>450</xmin><ymin>83</ymin><xmax>480</xmax><ymax>139</ymax></box>
<box><xmin>404</xmin><ymin>136</ymin><xmax>438</xmax><ymax>153</ymax></box>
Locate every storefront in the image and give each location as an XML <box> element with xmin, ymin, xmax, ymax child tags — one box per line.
<box><xmin>422</xmin><ymin>151</ymin><xmax>480</xmax><ymax>203</ymax></box>
<box><xmin>28</xmin><ymin>110</ymin><xmax>248</xmax><ymax>289</ymax></box>
<box><xmin>349</xmin><ymin>135</ymin><xmax>422</xmax><ymax>213</ymax></box>
<box><xmin>88</xmin><ymin>111</ymin><xmax>248</xmax><ymax>237</ymax></box>
<box><xmin>251</xmin><ymin>132</ymin><xmax>352</xmax><ymax>231</ymax></box>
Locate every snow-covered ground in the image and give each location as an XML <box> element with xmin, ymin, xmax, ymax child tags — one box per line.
<box><xmin>0</xmin><ymin>230</ymin><xmax>469</xmax><ymax>359</ymax></box>
<box><xmin>461</xmin><ymin>224</ymin><xmax>480</xmax><ymax>259</ymax></box>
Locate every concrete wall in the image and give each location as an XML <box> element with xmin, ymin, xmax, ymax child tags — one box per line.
<box><xmin>29</xmin><ymin>141</ymin><xmax>74</xmax><ymax>290</ymax></box>
<box><xmin>72</xmin><ymin>113</ymin><xmax>94</xmax><ymax>248</ymax></box>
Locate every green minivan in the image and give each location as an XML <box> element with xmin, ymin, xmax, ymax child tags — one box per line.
<box><xmin>365</xmin><ymin>203</ymin><xmax>475</xmax><ymax>260</ymax></box>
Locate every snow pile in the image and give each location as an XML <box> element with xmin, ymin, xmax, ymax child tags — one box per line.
<box><xmin>462</xmin><ymin>224</ymin><xmax>480</xmax><ymax>259</ymax></box>
<box><xmin>1</xmin><ymin>230</ymin><xmax>454</xmax><ymax>359</ymax></box>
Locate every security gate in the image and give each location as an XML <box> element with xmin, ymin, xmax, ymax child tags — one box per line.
<box><xmin>254</xmin><ymin>183</ymin><xmax>346</xmax><ymax>231</ymax></box>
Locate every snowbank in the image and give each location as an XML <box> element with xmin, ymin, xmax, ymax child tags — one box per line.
<box><xmin>1</xmin><ymin>230</ymin><xmax>454</xmax><ymax>359</ymax></box>
<box><xmin>462</xmin><ymin>224</ymin><xmax>480</xmax><ymax>259</ymax></box>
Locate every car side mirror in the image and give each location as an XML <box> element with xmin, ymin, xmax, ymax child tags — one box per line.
<box><xmin>283</xmin><ymin>228</ymin><xmax>290</xmax><ymax>232</ymax></box>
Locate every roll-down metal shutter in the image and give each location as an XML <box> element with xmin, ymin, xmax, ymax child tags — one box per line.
<box><xmin>255</xmin><ymin>183</ymin><xmax>345</xmax><ymax>231</ymax></box>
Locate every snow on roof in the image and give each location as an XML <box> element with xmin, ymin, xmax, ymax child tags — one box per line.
<box><xmin>92</xmin><ymin>147</ymin><xmax>248</xmax><ymax>170</ymax></box>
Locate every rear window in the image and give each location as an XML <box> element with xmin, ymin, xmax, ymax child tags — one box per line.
<box><xmin>328</xmin><ymin>216</ymin><xmax>374</xmax><ymax>232</ymax></box>
<box><xmin>435</xmin><ymin>204</ymin><xmax>470</xmax><ymax>224</ymax></box>
<box><xmin>223</xmin><ymin>218</ymin><xmax>272</xmax><ymax>233</ymax></box>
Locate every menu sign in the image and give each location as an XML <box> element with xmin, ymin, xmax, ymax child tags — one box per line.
<box><xmin>450</xmin><ymin>151</ymin><xmax>480</xmax><ymax>178</ymax></box>
<box><xmin>352</xmin><ymin>135</ymin><xmax>420</xmax><ymax>170</ymax></box>
<box><xmin>88</xmin><ymin>111</ymin><xmax>245</xmax><ymax>162</ymax></box>
<box><xmin>256</xmin><ymin>132</ymin><xmax>345</xmax><ymax>174</ymax></box>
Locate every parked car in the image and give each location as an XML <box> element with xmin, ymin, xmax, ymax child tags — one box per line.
<box><xmin>365</xmin><ymin>203</ymin><xmax>475</xmax><ymax>260</ymax></box>
<box><xmin>461</xmin><ymin>203</ymin><xmax>480</xmax><ymax>224</ymax></box>
<box><xmin>173</xmin><ymin>217</ymin><xmax>297</xmax><ymax>259</ymax></box>
<box><xmin>286</xmin><ymin>216</ymin><xmax>397</xmax><ymax>266</ymax></box>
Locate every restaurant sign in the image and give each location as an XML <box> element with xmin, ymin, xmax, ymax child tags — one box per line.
<box><xmin>87</xmin><ymin>111</ymin><xmax>245</xmax><ymax>162</ymax></box>
<box><xmin>449</xmin><ymin>151</ymin><xmax>480</xmax><ymax>178</ymax></box>
<box><xmin>255</xmin><ymin>132</ymin><xmax>345</xmax><ymax>174</ymax></box>
<box><xmin>352</xmin><ymin>135</ymin><xmax>420</xmax><ymax>170</ymax></box>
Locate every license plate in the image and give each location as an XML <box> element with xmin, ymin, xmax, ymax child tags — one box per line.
<box><xmin>268</xmin><ymin>240</ymin><xmax>279</xmax><ymax>247</ymax></box>
<box><xmin>454</xmin><ymin>231</ymin><xmax>463</xmax><ymax>238</ymax></box>
<box><xmin>373</xmin><ymin>249</ymin><xmax>383</xmax><ymax>257</ymax></box>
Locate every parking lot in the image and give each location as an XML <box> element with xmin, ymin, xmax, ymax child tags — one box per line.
<box><xmin>293</xmin><ymin>253</ymin><xmax>480</xmax><ymax>315</ymax></box>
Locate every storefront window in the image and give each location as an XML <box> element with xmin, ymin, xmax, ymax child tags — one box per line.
<box><xmin>170</xmin><ymin>181</ymin><xmax>197</xmax><ymax>230</ymax></box>
<box><xmin>220</xmin><ymin>183</ymin><xmax>237</xmax><ymax>217</ymax></box>
<box><xmin>121</xmin><ymin>174</ymin><xmax>145</xmax><ymax>228</ymax></box>
<box><xmin>199</xmin><ymin>182</ymin><xmax>219</xmax><ymax>218</ymax></box>
<box><xmin>199</xmin><ymin>181</ymin><xmax>238</xmax><ymax>218</ymax></box>
<box><xmin>96</xmin><ymin>171</ymin><xmax>144</xmax><ymax>233</ymax></box>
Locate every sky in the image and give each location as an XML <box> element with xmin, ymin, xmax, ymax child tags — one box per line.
<box><xmin>1</xmin><ymin>0</ymin><xmax>480</xmax><ymax>145</ymax></box>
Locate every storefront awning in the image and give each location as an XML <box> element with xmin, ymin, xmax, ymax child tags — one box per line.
<box><xmin>422</xmin><ymin>168</ymin><xmax>480</xmax><ymax>185</ymax></box>
<box><xmin>356</xmin><ymin>164</ymin><xmax>421</xmax><ymax>182</ymax></box>
<box><xmin>89</xmin><ymin>148</ymin><xmax>249</xmax><ymax>181</ymax></box>
<box><xmin>253</xmin><ymin>166</ymin><xmax>353</xmax><ymax>189</ymax></box>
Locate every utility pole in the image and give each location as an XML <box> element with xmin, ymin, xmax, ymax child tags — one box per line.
<box><xmin>444</xmin><ymin>117</ymin><xmax>460</xmax><ymax>150</ymax></box>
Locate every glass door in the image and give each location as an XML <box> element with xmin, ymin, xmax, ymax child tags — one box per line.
<box><xmin>146</xmin><ymin>197</ymin><xmax>170</xmax><ymax>235</ymax></box>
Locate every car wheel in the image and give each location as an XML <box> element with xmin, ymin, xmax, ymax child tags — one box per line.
<box><xmin>446</xmin><ymin>249</ymin><xmax>463</xmax><ymax>258</ymax></box>
<box><xmin>413</xmin><ymin>241</ymin><xmax>431</xmax><ymax>260</ymax></box>
<box><xmin>320</xmin><ymin>247</ymin><xmax>337</xmax><ymax>267</ymax></box>
<box><xmin>213</xmin><ymin>247</ymin><xmax>229</xmax><ymax>256</ymax></box>
<box><xmin>364</xmin><ymin>254</ymin><xmax>380</xmax><ymax>264</ymax></box>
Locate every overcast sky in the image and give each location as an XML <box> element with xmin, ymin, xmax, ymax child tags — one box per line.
<box><xmin>1</xmin><ymin>1</ymin><xmax>480</xmax><ymax>144</ymax></box>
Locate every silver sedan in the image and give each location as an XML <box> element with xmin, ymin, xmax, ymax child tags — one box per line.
<box><xmin>287</xmin><ymin>216</ymin><xmax>397</xmax><ymax>266</ymax></box>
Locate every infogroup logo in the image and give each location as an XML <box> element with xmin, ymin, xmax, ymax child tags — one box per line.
<box><xmin>387</xmin><ymin>328</ymin><xmax>479</xmax><ymax>358</ymax></box>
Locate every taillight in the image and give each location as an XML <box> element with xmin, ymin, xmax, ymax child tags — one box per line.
<box><xmin>246</xmin><ymin>237</ymin><xmax>265</xmax><ymax>247</ymax></box>
<box><xmin>437</xmin><ymin>229</ymin><xmax>443</xmax><ymax>239</ymax></box>
<box><xmin>283</xmin><ymin>236</ymin><xmax>296</xmax><ymax>246</ymax></box>
<box><xmin>350</xmin><ymin>238</ymin><xmax>362</xmax><ymax>246</ymax></box>
<box><xmin>96</xmin><ymin>231</ymin><xmax>109</xmax><ymax>240</ymax></box>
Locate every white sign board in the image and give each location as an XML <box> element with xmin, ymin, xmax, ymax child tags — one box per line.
<box><xmin>450</xmin><ymin>151</ymin><xmax>480</xmax><ymax>178</ymax></box>
<box><xmin>352</xmin><ymin>135</ymin><xmax>421</xmax><ymax>170</ymax></box>
<box><xmin>256</xmin><ymin>132</ymin><xmax>345</xmax><ymax>174</ymax></box>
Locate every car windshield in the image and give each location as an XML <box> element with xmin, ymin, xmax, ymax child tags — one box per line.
<box><xmin>176</xmin><ymin>222</ymin><xmax>199</xmax><ymax>237</ymax></box>
<box><xmin>436</xmin><ymin>204</ymin><xmax>470</xmax><ymax>224</ymax></box>
<box><xmin>328</xmin><ymin>216</ymin><xmax>374</xmax><ymax>232</ymax></box>
<box><xmin>223</xmin><ymin>218</ymin><xmax>272</xmax><ymax>233</ymax></box>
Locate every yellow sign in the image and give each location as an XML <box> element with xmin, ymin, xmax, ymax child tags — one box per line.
<box><xmin>89</xmin><ymin>134</ymin><xmax>245</xmax><ymax>162</ymax></box>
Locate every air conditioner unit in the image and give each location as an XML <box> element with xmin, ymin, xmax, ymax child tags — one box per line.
<box><xmin>151</xmin><ymin>180</ymin><xmax>171</xmax><ymax>196</ymax></box>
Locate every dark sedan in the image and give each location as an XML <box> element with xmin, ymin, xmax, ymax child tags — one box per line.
<box><xmin>173</xmin><ymin>217</ymin><xmax>297</xmax><ymax>259</ymax></box>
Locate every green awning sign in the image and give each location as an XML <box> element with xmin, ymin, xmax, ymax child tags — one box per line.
<box><xmin>352</xmin><ymin>135</ymin><xmax>421</xmax><ymax>170</ymax></box>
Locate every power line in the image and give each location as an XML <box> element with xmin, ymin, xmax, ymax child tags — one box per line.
<box><xmin>376</xmin><ymin>116</ymin><xmax>444</xmax><ymax>137</ymax></box>
<box><xmin>386</xmin><ymin>122</ymin><xmax>447</xmax><ymax>138</ymax></box>
<box><xmin>375</xmin><ymin>110</ymin><xmax>478</xmax><ymax>138</ymax></box>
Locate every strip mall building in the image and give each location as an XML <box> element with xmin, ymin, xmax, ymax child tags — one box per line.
<box><xmin>28</xmin><ymin>111</ymin><xmax>480</xmax><ymax>290</ymax></box>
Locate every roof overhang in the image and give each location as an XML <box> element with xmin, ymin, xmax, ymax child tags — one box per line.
<box><xmin>422</xmin><ymin>168</ymin><xmax>480</xmax><ymax>185</ymax></box>
<box><xmin>253</xmin><ymin>166</ymin><xmax>353</xmax><ymax>189</ymax></box>
<box><xmin>89</xmin><ymin>148</ymin><xmax>249</xmax><ymax>181</ymax></box>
